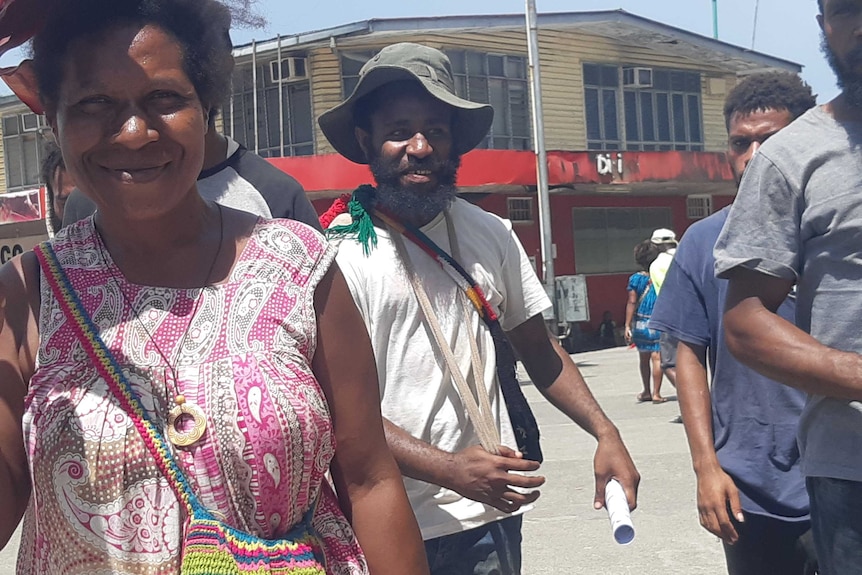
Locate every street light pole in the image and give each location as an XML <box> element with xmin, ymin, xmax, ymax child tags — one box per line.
<box><xmin>525</xmin><ymin>0</ymin><xmax>555</xmax><ymax>320</ymax></box>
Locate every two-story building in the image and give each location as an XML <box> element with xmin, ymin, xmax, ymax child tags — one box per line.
<box><xmin>0</xmin><ymin>10</ymin><xmax>801</xmax><ymax>343</ymax></box>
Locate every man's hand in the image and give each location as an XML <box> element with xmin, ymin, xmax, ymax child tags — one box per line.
<box><xmin>507</xmin><ymin>314</ymin><xmax>640</xmax><ymax>513</ymax></box>
<box><xmin>445</xmin><ymin>445</ymin><xmax>545</xmax><ymax>513</ymax></box>
<box><xmin>696</xmin><ymin>463</ymin><xmax>744</xmax><ymax>544</ymax></box>
<box><xmin>593</xmin><ymin>436</ymin><xmax>640</xmax><ymax>511</ymax></box>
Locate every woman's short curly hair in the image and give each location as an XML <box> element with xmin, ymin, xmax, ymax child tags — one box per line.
<box><xmin>32</xmin><ymin>0</ymin><xmax>234</xmax><ymax>114</ymax></box>
<box><xmin>634</xmin><ymin>240</ymin><xmax>660</xmax><ymax>271</ymax></box>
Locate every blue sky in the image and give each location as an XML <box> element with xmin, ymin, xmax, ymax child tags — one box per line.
<box><xmin>228</xmin><ymin>0</ymin><xmax>833</xmax><ymax>101</ymax></box>
<box><xmin>0</xmin><ymin>1</ymin><xmax>832</xmax><ymax>101</ymax></box>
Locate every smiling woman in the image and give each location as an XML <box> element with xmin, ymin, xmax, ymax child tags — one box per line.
<box><xmin>49</xmin><ymin>23</ymin><xmax>210</xmax><ymax>223</ymax></box>
<box><xmin>0</xmin><ymin>1</ymin><xmax>429</xmax><ymax>574</ymax></box>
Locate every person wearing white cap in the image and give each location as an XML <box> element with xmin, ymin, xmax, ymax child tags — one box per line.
<box><xmin>649</xmin><ymin>228</ymin><xmax>680</xmax><ymax>396</ymax></box>
<box><xmin>649</xmin><ymin>228</ymin><xmax>678</xmax><ymax>293</ymax></box>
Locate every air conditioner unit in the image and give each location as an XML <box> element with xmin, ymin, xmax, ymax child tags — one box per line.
<box><xmin>21</xmin><ymin>113</ymin><xmax>45</xmax><ymax>133</ymax></box>
<box><xmin>623</xmin><ymin>67</ymin><xmax>653</xmax><ymax>88</ymax></box>
<box><xmin>270</xmin><ymin>57</ymin><xmax>307</xmax><ymax>83</ymax></box>
<box><xmin>686</xmin><ymin>194</ymin><xmax>713</xmax><ymax>220</ymax></box>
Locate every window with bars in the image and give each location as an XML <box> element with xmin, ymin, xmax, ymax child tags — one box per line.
<box><xmin>583</xmin><ymin>64</ymin><xmax>621</xmax><ymax>151</ymax></box>
<box><xmin>222</xmin><ymin>60</ymin><xmax>314</xmax><ymax>158</ymax></box>
<box><xmin>340</xmin><ymin>50</ymin><xmax>532</xmax><ymax>151</ymax></box>
<box><xmin>447</xmin><ymin>50</ymin><xmax>531</xmax><ymax>151</ymax></box>
<box><xmin>572</xmin><ymin>206</ymin><xmax>673</xmax><ymax>274</ymax></box>
<box><xmin>686</xmin><ymin>194</ymin><xmax>713</xmax><ymax>219</ymax></box>
<box><xmin>507</xmin><ymin>197</ymin><xmax>534</xmax><ymax>223</ymax></box>
<box><xmin>341</xmin><ymin>51</ymin><xmax>374</xmax><ymax>99</ymax></box>
<box><xmin>2</xmin><ymin>112</ymin><xmax>48</xmax><ymax>191</ymax></box>
<box><xmin>584</xmin><ymin>64</ymin><xmax>704</xmax><ymax>152</ymax></box>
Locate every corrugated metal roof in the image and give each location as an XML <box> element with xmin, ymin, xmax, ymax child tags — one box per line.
<box><xmin>233</xmin><ymin>10</ymin><xmax>800</xmax><ymax>74</ymax></box>
<box><xmin>0</xmin><ymin>93</ymin><xmax>28</xmax><ymax>111</ymax></box>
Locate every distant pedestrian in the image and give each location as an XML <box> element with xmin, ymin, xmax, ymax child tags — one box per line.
<box><xmin>598</xmin><ymin>310</ymin><xmax>618</xmax><ymax>349</ymax></box>
<box><xmin>625</xmin><ymin>239</ymin><xmax>665</xmax><ymax>403</ymax></box>
<box><xmin>649</xmin><ymin>228</ymin><xmax>679</xmax><ymax>391</ymax></box>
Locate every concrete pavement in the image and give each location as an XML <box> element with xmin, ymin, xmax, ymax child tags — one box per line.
<box><xmin>520</xmin><ymin>346</ymin><xmax>724</xmax><ymax>574</ymax></box>
<box><xmin>0</xmin><ymin>346</ymin><xmax>725</xmax><ymax>574</ymax></box>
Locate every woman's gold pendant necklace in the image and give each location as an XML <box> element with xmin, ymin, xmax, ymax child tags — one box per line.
<box><xmin>167</xmin><ymin>393</ymin><xmax>208</xmax><ymax>447</ymax></box>
<box><xmin>97</xmin><ymin>203</ymin><xmax>223</xmax><ymax>449</ymax></box>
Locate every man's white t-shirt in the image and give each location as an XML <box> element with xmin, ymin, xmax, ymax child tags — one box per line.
<box><xmin>335</xmin><ymin>198</ymin><xmax>551</xmax><ymax>540</ymax></box>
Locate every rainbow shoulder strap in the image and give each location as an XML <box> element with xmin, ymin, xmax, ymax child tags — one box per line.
<box><xmin>34</xmin><ymin>241</ymin><xmax>205</xmax><ymax>517</ymax></box>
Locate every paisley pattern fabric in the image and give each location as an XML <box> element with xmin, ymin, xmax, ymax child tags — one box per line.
<box><xmin>18</xmin><ymin>217</ymin><xmax>367</xmax><ymax>575</ymax></box>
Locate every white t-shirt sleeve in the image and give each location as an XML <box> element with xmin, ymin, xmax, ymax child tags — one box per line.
<box><xmin>498</xmin><ymin>227</ymin><xmax>552</xmax><ymax>332</ymax></box>
<box><xmin>334</xmin><ymin>243</ymin><xmax>372</xmax><ymax>326</ymax></box>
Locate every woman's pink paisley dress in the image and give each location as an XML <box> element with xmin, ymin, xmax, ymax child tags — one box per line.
<box><xmin>17</xmin><ymin>217</ymin><xmax>367</xmax><ymax>575</ymax></box>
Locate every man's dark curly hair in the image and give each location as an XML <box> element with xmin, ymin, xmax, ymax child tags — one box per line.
<box><xmin>32</xmin><ymin>0</ymin><xmax>234</xmax><ymax>115</ymax></box>
<box><xmin>723</xmin><ymin>71</ymin><xmax>816</xmax><ymax>131</ymax></box>
<box><xmin>818</xmin><ymin>0</ymin><xmax>823</xmax><ymax>14</ymax></box>
<box><xmin>40</xmin><ymin>140</ymin><xmax>64</xmax><ymax>195</ymax></box>
<box><xmin>40</xmin><ymin>140</ymin><xmax>65</xmax><ymax>230</ymax></box>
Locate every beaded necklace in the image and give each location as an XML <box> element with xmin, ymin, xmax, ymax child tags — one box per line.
<box><xmin>95</xmin><ymin>203</ymin><xmax>224</xmax><ymax>448</ymax></box>
<box><xmin>373</xmin><ymin>208</ymin><xmax>499</xmax><ymax>325</ymax></box>
<box><xmin>325</xmin><ymin>187</ymin><xmax>544</xmax><ymax>461</ymax></box>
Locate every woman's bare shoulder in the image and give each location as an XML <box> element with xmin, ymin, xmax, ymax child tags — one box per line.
<box><xmin>0</xmin><ymin>250</ymin><xmax>39</xmax><ymax>303</ymax></box>
<box><xmin>0</xmin><ymin>250</ymin><xmax>40</xmax><ymax>378</ymax></box>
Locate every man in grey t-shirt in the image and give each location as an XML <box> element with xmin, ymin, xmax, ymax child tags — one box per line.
<box><xmin>714</xmin><ymin>2</ymin><xmax>862</xmax><ymax>573</ymax></box>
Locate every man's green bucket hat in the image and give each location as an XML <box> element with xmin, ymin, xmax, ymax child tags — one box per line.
<box><xmin>318</xmin><ymin>42</ymin><xmax>494</xmax><ymax>165</ymax></box>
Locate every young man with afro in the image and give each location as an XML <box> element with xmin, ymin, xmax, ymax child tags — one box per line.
<box><xmin>651</xmin><ymin>71</ymin><xmax>818</xmax><ymax>575</ymax></box>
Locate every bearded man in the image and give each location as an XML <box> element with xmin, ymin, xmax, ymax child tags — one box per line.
<box><xmin>715</xmin><ymin>1</ymin><xmax>862</xmax><ymax>573</ymax></box>
<box><xmin>318</xmin><ymin>42</ymin><xmax>639</xmax><ymax>575</ymax></box>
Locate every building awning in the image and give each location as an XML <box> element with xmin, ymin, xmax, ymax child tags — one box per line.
<box><xmin>268</xmin><ymin>149</ymin><xmax>735</xmax><ymax>198</ymax></box>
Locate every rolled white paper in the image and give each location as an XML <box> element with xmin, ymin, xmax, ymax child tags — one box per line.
<box><xmin>605</xmin><ymin>479</ymin><xmax>635</xmax><ymax>545</ymax></box>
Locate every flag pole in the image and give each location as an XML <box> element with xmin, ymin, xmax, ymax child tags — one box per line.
<box><xmin>525</xmin><ymin>0</ymin><xmax>555</xmax><ymax>320</ymax></box>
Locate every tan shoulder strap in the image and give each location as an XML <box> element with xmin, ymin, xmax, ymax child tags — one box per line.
<box><xmin>389</xmin><ymin>228</ymin><xmax>501</xmax><ymax>453</ymax></box>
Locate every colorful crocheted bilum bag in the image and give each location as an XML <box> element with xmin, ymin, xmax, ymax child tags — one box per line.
<box><xmin>36</xmin><ymin>242</ymin><xmax>328</xmax><ymax>575</ymax></box>
<box><xmin>178</xmin><ymin>501</ymin><xmax>324</xmax><ymax>574</ymax></box>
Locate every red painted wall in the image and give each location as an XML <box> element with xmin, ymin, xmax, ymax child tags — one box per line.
<box><xmin>310</xmin><ymin>191</ymin><xmax>736</xmax><ymax>334</ymax></box>
<box><xmin>713</xmin><ymin>195</ymin><xmax>734</xmax><ymax>211</ymax></box>
<box><xmin>470</xmin><ymin>193</ymin><xmax>736</xmax><ymax>332</ymax></box>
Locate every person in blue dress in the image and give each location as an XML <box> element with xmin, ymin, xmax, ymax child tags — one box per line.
<box><xmin>624</xmin><ymin>240</ymin><xmax>665</xmax><ymax>403</ymax></box>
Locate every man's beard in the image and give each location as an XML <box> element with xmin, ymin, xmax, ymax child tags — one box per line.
<box><xmin>369</xmin><ymin>153</ymin><xmax>461</xmax><ymax>225</ymax></box>
<box><xmin>822</xmin><ymin>32</ymin><xmax>862</xmax><ymax>108</ymax></box>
